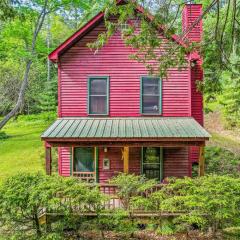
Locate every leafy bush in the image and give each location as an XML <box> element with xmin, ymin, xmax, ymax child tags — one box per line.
<box><xmin>109</xmin><ymin>173</ymin><xmax>156</xmax><ymax>236</ymax></box>
<box><xmin>160</xmin><ymin>175</ymin><xmax>240</xmax><ymax>236</ymax></box>
<box><xmin>0</xmin><ymin>173</ymin><xmax>104</xmax><ymax>239</ymax></box>
<box><xmin>223</xmin><ymin>227</ymin><xmax>240</xmax><ymax>238</ymax></box>
<box><xmin>1</xmin><ymin>172</ymin><xmax>240</xmax><ymax>238</ymax></box>
<box><xmin>205</xmin><ymin>146</ymin><xmax>240</xmax><ymax>176</ymax></box>
<box><xmin>110</xmin><ymin>173</ymin><xmax>156</xmax><ymax>210</ymax></box>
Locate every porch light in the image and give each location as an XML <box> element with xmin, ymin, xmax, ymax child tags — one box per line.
<box><xmin>104</xmin><ymin>147</ymin><xmax>108</xmax><ymax>153</ymax></box>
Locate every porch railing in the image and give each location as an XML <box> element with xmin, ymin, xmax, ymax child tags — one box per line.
<box><xmin>39</xmin><ymin>184</ymin><xmax>163</xmax><ymax>217</ymax></box>
<box><xmin>97</xmin><ymin>183</ymin><xmax>162</xmax><ymax>210</ymax></box>
<box><xmin>73</xmin><ymin>171</ymin><xmax>96</xmax><ymax>183</ymax></box>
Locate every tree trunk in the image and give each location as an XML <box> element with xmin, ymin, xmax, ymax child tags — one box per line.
<box><xmin>0</xmin><ymin>0</ymin><xmax>48</xmax><ymax>130</ymax></box>
<box><xmin>0</xmin><ymin>60</ymin><xmax>32</xmax><ymax>130</ymax></box>
<box><xmin>47</xmin><ymin>14</ymin><xmax>51</xmax><ymax>82</ymax></box>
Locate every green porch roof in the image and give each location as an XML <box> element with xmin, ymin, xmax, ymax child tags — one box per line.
<box><xmin>41</xmin><ymin>117</ymin><xmax>210</xmax><ymax>140</ymax></box>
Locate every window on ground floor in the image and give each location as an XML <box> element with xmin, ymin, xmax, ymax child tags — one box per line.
<box><xmin>72</xmin><ymin>147</ymin><xmax>96</xmax><ymax>182</ymax></box>
<box><xmin>88</xmin><ymin>76</ymin><xmax>109</xmax><ymax>115</ymax></box>
<box><xmin>140</xmin><ymin>76</ymin><xmax>162</xmax><ymax>114</ymax></box>
<box><xmin>142</xmin><ymin>147</ymin><xmax>163</xmax><ymax>181</ymax></box>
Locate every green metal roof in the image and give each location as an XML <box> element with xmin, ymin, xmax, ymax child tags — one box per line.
<box><xmin>41</xmin><ymin>117</ymin><xmax>210</xmax><ymax>140</ymax></box>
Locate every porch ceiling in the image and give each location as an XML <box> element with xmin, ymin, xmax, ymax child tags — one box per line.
<box><xmin>41</xmin><ymin>117</ymin><xmax>210</xmax><ymax>145</ymax></box>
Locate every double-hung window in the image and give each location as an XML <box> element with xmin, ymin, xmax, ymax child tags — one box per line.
<box><xmin>88</xmin><ymin>76</ymin><xmax>109</xmax><ymax>115</ymax></box>
<box><xmin>141</xmin><ymin>76</ymin><xmax>162</xmax><ymax>114</ymax></box>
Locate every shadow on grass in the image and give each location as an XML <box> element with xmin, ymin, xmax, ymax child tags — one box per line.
<box><xmin>0</xmin><ymin>131</ymin><xmax>10</xmax><ymax>140</ymax></box>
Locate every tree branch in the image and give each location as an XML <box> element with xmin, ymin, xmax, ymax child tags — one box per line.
<box><xmin>0</xmin><ymin>0</ymin><xmax>49</xmax><ymax>130</ymax></box>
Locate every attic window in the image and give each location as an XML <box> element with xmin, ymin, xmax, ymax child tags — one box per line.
<box><xmin>88</xmin><ymin>76</ymin><xmax>109</xmax><ymax>115</ymax></box>
<box><xmin>119</xmin><ymin>22</ymin><xmax>130</xmax><ymax>31</ymax></box>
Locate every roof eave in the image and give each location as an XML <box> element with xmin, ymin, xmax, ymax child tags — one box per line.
<box><xmin>42</xmin><ymin>137</ymin><xmax>209</xmax><ymax>142</ymax></box>
<box><xmin>48</xmin><ymin>11</ymin><xmax>104</xmax><ymax>62</ymax></box>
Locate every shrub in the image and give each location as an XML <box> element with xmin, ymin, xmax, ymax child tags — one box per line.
<box><xmin>0</xmin><ymin>173</ymin><xmax>104</xmax><ymax>239</ymax></box>
<box><xmin>110</xmin><ymin>173</ymin><xmax>156</xmax><ymax>210</ymax></box>
<box><xmin>160</xmin><ymin>175</ymin><xmax>240</xmax><ymax>236</ymax></box>
<box><xmin>109</xmin><ymin>173</ymin><xmax>156</xmax><ymax>236</ymax></box>
<box><xmin>205</xmin><ymin>146</ymin><xmax>240</xmax><ymax>176</ymax></box>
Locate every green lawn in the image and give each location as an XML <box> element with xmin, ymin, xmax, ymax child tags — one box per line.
<box><xmin>0</xmin><ymin>113</ymin><xmax>56</xmax><ymax>180</ymax></box>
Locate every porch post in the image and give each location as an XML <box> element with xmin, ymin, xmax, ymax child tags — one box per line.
<box><xmin>45</xmin><ymin>144</ymin><xmax>52</xmax><ymax>175</ymax></box>
<box><xmin>198</xmin><ymin>146</ymin><xmax>205</xmax><ymax>177</ymax></box>
<box><xmin>123</xmin><ymin>146</ymin><xmax>129</xmax><ymax>174</ymax></box>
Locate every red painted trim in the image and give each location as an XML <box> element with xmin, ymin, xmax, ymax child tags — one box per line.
<box><xmin>188</xmin><ymin>59</ymin><xmax>192</xmax><ymax>117</ymax></box>
<box><xmin>58</xmin><ymin>148</ymin><xmax>62</xmax><ymax>175</ymax></box>
<box><xmin>48</xmin><ymin>0</ymin><xmax>189</xmax><ymax>62</ymax></box>
<box><xmin>58</xmin><ymin>61</ymin><xmax>62</xmax><ymax>117</ymax></box>
<box><xmin>45</xmin><ymin>141</ymin><xmax>52</xmax><ymax>147</ymax></box>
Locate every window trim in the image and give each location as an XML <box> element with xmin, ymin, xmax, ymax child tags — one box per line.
<box><xmin>71</xmin><ymin>147</ymin><xmax>99</xmax><ymax>182</ymax></box>
<box><xmin>88</xmin><ymin>76</ymin><xmax>109</xmax><ymax>115</ymax></box>
<box><xmin>140</xmin><ymin>76</ymin><xmax>162</xmax><ymax>115</ymax></box>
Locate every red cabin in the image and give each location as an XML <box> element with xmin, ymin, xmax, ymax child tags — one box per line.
<box><xmin>42</xmin><ymin>2</ymin><xmax>210</xmax><ymax>183</ymax></box>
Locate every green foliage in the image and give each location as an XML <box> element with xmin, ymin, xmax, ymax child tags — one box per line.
<box><xmin>38</xmin><ymin>77</ymin><xmax>58</xmax><ymax>112</ymax></box>
<box><xmin>0</xmin><ymin>172</ymin><xmax>105</xmax><ymax>239</ymax></box>
<box><xmin>0</xmin><ymin>173</ymin><xmax>61</xmax><ymax>237</ymax></box>
<box><xmin>1</xmin><ymin>172</ymin><xmax>240</xmax><ymax>238</ymax></box>
<box><xmin>110</xmin><ymin>173</ymin><xmax>156</xmax><ymax>210</ymax></box>
<box><xmin>0</xmin><ymin>0</ymin><xmax>101</xmax><ymax>117</ymax></box>
<box><xmin>205</xmin><ymin>146</ymin><xmax>240</xmax><ymax>176</ymax></box>
<box><xmin>89</xmin><ymin>0</ymin><xmax>190</xmax><ymax>78</ymax></box>
<box><xmin>201</xmin><ymin>1</ymin><xmax>240</xmax><ymax>128</ymax></box>
<box><xmin>223</xmin><ymin>226</ymin><xmax>240</xmax><ymax>238</ymax></box>
<box><xmin>220</xmin><ymin>55</ymin><xmax>240</xmax><ymax>128</ymax></box>
<box><xmin>0</xmin><ymin>131</ymin><xmax>9</xmax><ymax>140</ymax></box>
<box><xmin>109</xmin><ymin>174</ymin><xmax>156</xmax><ymax>237</ymax></box>
<box><xmin>161</xmin><ymin>175</ymin><xmax>240</xmax><ymax>235</ymax></box>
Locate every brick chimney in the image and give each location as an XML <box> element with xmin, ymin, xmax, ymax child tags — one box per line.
<box><xmin>182</xmin><ymin>4</ymin><xmax>202</xmax><ymax>43</ymax></box>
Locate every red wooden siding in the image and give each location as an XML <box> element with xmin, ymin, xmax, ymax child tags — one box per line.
<box><xmin>58</xmin><ymin>147</ymin><xmax>190</xmax><ymax>182</ymax></box>
<box><xmin>57</xmin><ymin>4</ymin><xmax>203</xmax><ymax>176</ymax></box>
<box><xmin>163</xmin><ymin>147</ymin><xmax>189</xmax><ymax>178</ymax></box>
<box><xmin>190</xmin><ymin>62</ymin><xmax>203</xmax><ymax>163</ymax></box>
<box><xmin>58</xmin><ymin>147</ymin><xmax>71</xmax><ymax>176</ymax></box>
<box><xmin>183</xmin><ymin>4</ymin><xmax>203</xmax><ymax>164</ymax></box>
<box><xmin>98</xmin><ymin>147</ymin><xmax>123</xmax><ymax>183</ymax></box>
<box><xmin>129</xmin><ymin>148</ymin><xmax>141</xmax><ymax>175</ymax></box>
<box><xmin>98</xmin><ymin>147</ymin><xmax>141</xmax><ymax>183</ymax></box>
<box><xmin>59</xmin><ymin>21</ymin><xmax>191</xmax><ymax>118</ymax></box>
<box><xmin>98</xmin><ymin>147</ymin><xmax>190</xmax><ymax>183</ymax></box>
<box><xmin>182</xmin><ymin>4</ymin><xmax>202</xmax><ymax>43</ymax></box>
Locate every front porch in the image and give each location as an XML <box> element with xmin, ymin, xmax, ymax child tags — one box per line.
<box><xmin>42</xmin><ymin>117</ymin><xmax>210</xmax><ymax>182</ymax></box>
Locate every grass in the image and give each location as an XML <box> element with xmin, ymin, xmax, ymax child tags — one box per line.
<box><xmin>209</xmin><ymin>133</ymin><xmax>240</xmax><ymax>155</ymax></box>
<box><xmin>0</xmin><ymin>112</ymin><xmax>56</xmax><ymax>180</ymax></box>
<box><xmin>205</xmin><ymin>111</ymin><xmax>240</xmax><ymax>156</ymax></box>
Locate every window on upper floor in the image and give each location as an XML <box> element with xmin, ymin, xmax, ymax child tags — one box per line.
<box><xmin>140</xmin><ymin>76</ymin><xmax>162</xmax><ymax>114</ymax></box>
<box><xmin>88</xmin><ymin>76</ymin><xmax>109</xmax><ymax>115</ymax></box>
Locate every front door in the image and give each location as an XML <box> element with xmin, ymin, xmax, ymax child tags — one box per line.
<box><xmin>142</xmin><ymin>147</ymin><xmax>163</xmax><ymax>181</ymax></box>
<box><xmin>73</xmin><ymin>147</ymin><xmax>95</xmax><ymax>182</ymax></box>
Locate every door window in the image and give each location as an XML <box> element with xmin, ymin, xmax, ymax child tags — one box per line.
<box><xmin>142</xmin><ymin>147</ymin><xmax>162</xmax><ymax>180</ymax></box>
